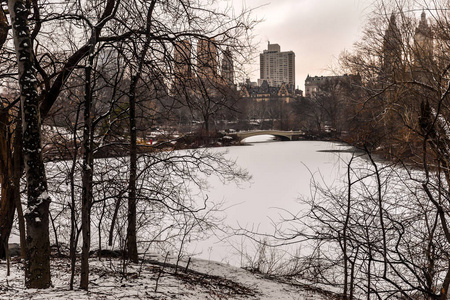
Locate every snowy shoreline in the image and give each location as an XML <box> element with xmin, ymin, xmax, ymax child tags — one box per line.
<box><xmin>0</xmin><ymin>254</ymin><xmax>339</xmax><ymax>299</ymax></box>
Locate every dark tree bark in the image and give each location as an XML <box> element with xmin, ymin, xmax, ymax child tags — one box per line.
<box><xmin>69</xmin><ymin>106</ymin><xmax>81</xmax><ymax>290</ymax></box>
<box><xmin>342</xmin><ymin>156</ymin><xmax>354</xmax><ymax>300</ymax></box>
<box><xmin>13</xmin><ymin>120</ymin><xmax>26</xmax><ymax>260</ymax></box>
<box><xmin>0</xmin><ymin>106</ymin><xmax>26</xmax><ymax>262</ymax></box>
<box><xmin>127</xmin><ymin>74</ymin><xmax>138</xmax><ymax>262</ymax></box>
<box><xmin>0</xmin><ymin>6</ymin><xmax>7</xmax><ymax>46</ymax></box>
<box><xmin>8</xmin><ymin>0</ymin><xmax>51</xmax><ymax>288</ymax></box>
<box><xmin>0</xmin><ymin>1</ymin><xmax>16</xmax><ymax>261</ymax></box>
<box><xmin>0</xmin><ymin>108</ymin><xmax>16</xmax><ymax>259</ymax></box>
<box><xmin>127</xmin><ymin>0</ymin><xmax>157</xmax><ymax>263</ymax></box>
<box><xmin>79</xmin><ymin>0</ymin><xmax>118</xmax><ymax>289</ymax></box>
<box><xmin>80</xmin><ymin>34</ymin><xmax>95</xmax><ymax>290</ymax></box>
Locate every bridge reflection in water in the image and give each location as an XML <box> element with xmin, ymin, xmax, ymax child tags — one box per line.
<box><xmin>230</xmin><ymin>130</ymin><xmax>304</xmax><ymax>142</ymax></box>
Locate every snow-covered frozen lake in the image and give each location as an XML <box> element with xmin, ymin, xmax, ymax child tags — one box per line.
<box><xmin>8</xmin><ymin>135</ymin><xmax>358</xmax><ymax>270</ymax></box>
<box><xmin>189</xmin><ymin>136</ymin><xmax>357</xmax><ymax>266</ymax></box>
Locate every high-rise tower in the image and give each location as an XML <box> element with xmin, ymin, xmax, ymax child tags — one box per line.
<box><xmin>413</xmin><ymin>11</ymin><xmax>433</xmax><ymax>68</ymax></box>
<box><xmin>197</xmin><ymin>38</ymin><xmax>218</xmax><ymax>81</ymax></box>
<box><xmin>174</xmin><ymin>40</ymin><xmax>192</xmax><ymax>81</ymax></box>
<box><xmin>381</xmin><ymin>13</ymin><xmax>403</xmax><ymax>81</ymax></box>
<box><xmin>259</xmin><ymin>43</ymin><xmax>295</xmax><ymax>89</ymax></box>
<box><xmin>221</xmin><ymin>47</ymin><xmax>234</xmax><ymax>85</ymax></box>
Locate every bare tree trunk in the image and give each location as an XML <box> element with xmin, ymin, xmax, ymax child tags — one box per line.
<box><xmin>109</xmin><ymin>192</ymin><xmax>123</xmax><ymax>247</ymax></box>
<box><xmin>366</xmin><ymin>227</ymin><xmax>372</xmax><ymax>300</ymax></box>
<box><xmin>0</xmin><ymin>113</ymin><xmax>15</xmax><ymax>259</ymax></box>
<box><xmin>365</xmin><ymin>146</ymin><xmax>387</xmax><ymax>278</ymax></box>
<box><xmin>0</xmin><ymin>5</ymin><xmax>7</xmax><ymax>46</ymax></box>
<box><xmin>0</xmin><ymin>173</ymin><xmax>15</xmax><ymax>259</ymax></box>
<box><xmin>342</xmin><ymin>156</ymin><xmax>354</xmax><ymax>300</ymax></box>
<box><xmin>0</xmin><ymin>104</ymin><xmax>17</xmax><ymax>260</ymax></box>
<box><xmin>13</xmin><ymin>120</ymin><xmax>26</xmax><ymax>259</ymax></box>
<box><xmin>8</xmin><ymin>0</ymin><xmax>51</xmax><ymax>288</ymax></box>
<box><xmin>349</xmin><ymin>247</ymin><xmax>359</xmax><ymax>300</ymax></box>
<box><xmin>69</xmin><ymin>107</ymin><xmax>81</xmax><ymax>290</ymax></box>
<box><xmin>126</xmin><ymin>0</ymin><xmax>157</xmax><ymax>263</ymax></box>
<box><xmin>0</xmin><ymin>111</ymin><xmax>25</xmax><ymax>261</ymax></box>
<box><xmin>127</xmin><ymin>75</ymin><xmax>138</xmax><ymax>262</ymax></box>
<box><xmin>80</xmin><ymin>34</ymin><xmax>95</xmax><ymax>290</ymax></box>
<box><xmin>69</xmin><ymin>164</ymin><xmax>77</xmax><ymax>290</ymax></box>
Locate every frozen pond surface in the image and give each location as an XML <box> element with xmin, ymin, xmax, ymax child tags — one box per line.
<box><xmin>189</xmin><ymin>136</ymin><xmax>357</xmax><ymax>266</ymax></box>
<box><xmin>8</xmin><ymin>135</ymin><xmax>358</xmax><ymax>269</ymax></box>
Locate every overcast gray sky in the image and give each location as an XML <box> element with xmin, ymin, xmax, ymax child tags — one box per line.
<box><xmin>236</xmin><ymin>0</ymin><xmax>375</xmax><ymax>90</ymax></box>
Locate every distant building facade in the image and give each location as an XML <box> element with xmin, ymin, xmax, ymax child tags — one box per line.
<box><xmin>412</xmin><ymin>11</ymin><xmax>434</xmax><ymax>83</ymax></box>
<box><xmin>197</xmin><ymin>38</ymin><xmax>218</xmax><ymax>81</ymax></box>
<box><xmin>381</xmin><ymin>13</ymin><xmax>403</xmax><ymax>82</ymax></box>
<box><xmin>304</xmin><ymin>74</ymin><xmax>361</xmax><ymax>98</ymax></box>
<box><xmin>172</xmin><ymin>38</ymin><xmax>236</xmax><ymax>95</ymax></box>
<box><xmin>413</xmin><ymin>11</ymin><xmax>433</xmax><ymax>64</ymax></box>
<box><xmin>174</xmin><ymin>40</ymin><xmax>193</xmax><ymax>83</ymax></box>
<box><xmin>259</xmin><ymin>43</ymin><xmax>295</xmax><ymax>90</ymax></box>
<box><xmin>240</xmin><ymin>80</ymin><xmax>297</xmax><ymax>103</ymax></box>
<box><xmin>221</xmin><ymin>47</ymin><xmax>234</xmax><ymax>85</ymax></box>
<box><xmin>380</xmin><ymin>11</ymin><xmax>434</xmax><ymax>83</ymax></box>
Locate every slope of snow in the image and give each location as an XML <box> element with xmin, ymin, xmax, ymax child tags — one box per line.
<box><xmin>0</xmin><ymin>254</ymin><xmax>338</xmax><ymax>299</ymax></box>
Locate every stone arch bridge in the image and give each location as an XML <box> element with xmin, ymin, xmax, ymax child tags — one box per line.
<box><xmin>229</xmin><ymin>130</ymin><xmax>304</xmax><ymax>142</ymax></box>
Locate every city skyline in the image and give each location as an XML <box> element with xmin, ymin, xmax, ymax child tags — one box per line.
<box><xmin>234</xmin><ymin>0</ymin><xmax>375</xmax><ymax>90</ymax></box>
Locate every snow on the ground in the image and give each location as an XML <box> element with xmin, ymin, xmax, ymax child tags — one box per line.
<box><xmin>0</xmin><ymin>254</ymin><xmax>337</xmax><ymax>300</ymax></box>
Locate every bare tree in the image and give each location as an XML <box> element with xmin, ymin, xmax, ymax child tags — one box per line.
<box><xmin>286</xmin><ymin>1</ymin><xmax>450</xmax><ymax>298</ymax></box>
<box><xmin>8</xmin><ymin>0</ymin><xmax>52</xmax><ymax>288</ymax></box>
<box><xmin>0</xmin><ymin>0</ymin><xmax>256</xmax><ymax>291</ymax></box>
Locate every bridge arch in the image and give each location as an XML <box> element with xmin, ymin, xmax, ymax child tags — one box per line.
<box><xmin>234</xmin><ymin>130</ymin><xmax>304</xmax><ymax>142</ymax></box>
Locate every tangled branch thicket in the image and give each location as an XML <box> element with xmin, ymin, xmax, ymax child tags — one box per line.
<box><xmin>0</xmin><ymin>0</ymin><xmax>255</xmax><ymax>290</ymax></box>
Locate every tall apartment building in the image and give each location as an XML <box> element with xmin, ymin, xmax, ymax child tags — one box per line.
<box><xmin>174</xmin><ymin>40</ymin><xmax>192</xmax><ymax>81</ymax></box>
<box><xmin>173</xmin><ymin>38</ymin><xmax>235</xmax><ymax>91</ymax></box>
<box><xmin>221</xmin><ymin>47</ymin><xmax>234</xmax><ymax>85</ymax></box>
<box><xmin>197</xmin><ymin>38</ymin><xmax>218</xmax><ymax>81</ymax></box>
<box><xmin>259</xmin><ymin>43</ymin><xmax>295</xmax><ymax>89</ymax></box>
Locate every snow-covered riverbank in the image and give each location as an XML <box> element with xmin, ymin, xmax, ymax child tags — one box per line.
<box><xmin>0</xmin><ymin>253</ymin><xmax>340</xmax><ymax>299</ymax></box>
